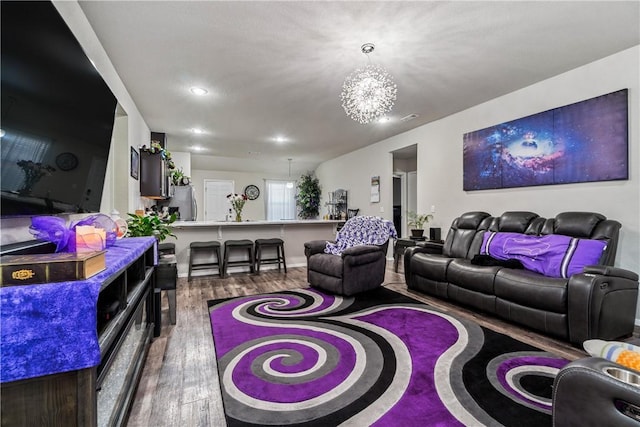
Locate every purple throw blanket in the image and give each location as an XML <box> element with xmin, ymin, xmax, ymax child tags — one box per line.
<box><xmin>480</xmin><ymin>232</ymin><xmax>606</xmax><ymax>278</ymax></box>
<box><xmin>325</xmin><ymin>216</ymin><xmax>397</xmax><ymax>255</ymax></box>
<box><xmin>0</xmin><ymin>237</ymin><xmax>156</xmax><ymax>383</ymax></box>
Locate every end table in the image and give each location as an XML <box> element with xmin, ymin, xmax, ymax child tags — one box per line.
<box><xmin>393</xmin><ymin>237</ymin><xmax>425</xmax><ymax>272</ymax></box>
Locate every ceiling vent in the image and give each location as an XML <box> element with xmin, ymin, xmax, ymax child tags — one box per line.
<box><xmin>400</xmin><ymin>114</ymin><xmax>419</xmax><ymax>122</ymax></box>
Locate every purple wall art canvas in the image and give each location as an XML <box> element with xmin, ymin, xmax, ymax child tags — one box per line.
<box><xmin>463</xmin><ymin>89</ymin><xmax>628</xmax><ymax>191</ymax></box>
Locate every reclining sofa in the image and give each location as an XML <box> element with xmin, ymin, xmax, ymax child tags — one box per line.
<box><xmin>404</xmin><ymin>211</ymin><xmax>639</xmax><ymax>345</ymax></box>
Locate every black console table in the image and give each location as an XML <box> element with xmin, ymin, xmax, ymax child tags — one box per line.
<box><xmin>1</xmin><ymin>237</ymin><xmax>157</xmax><ymax>426</ymax></box>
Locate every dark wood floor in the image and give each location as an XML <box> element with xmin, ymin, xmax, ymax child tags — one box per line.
<box><xmin>126</xmin><ymin>263</ymin><xmax>590</xmax><ymax>426</ymax></box>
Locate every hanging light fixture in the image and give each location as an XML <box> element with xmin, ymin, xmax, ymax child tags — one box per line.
<box><xmin>341</xmin><ymin>43</ymin><xmax>397</xmax><ymax>124</ymax></box>
<box><xmin>286</xmin><ymin>158</ymin><xmax>294</xmax><ymax>188</ymax></box>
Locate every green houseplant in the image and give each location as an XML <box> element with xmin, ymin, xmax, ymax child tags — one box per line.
<box><xmin>407</xmin><ymin>211</ymin><xmax>433</xmax><ymax>238</ymax></box>
<box><xmin>296</xmin><ymin>172</ymin><xmax>321</xmax><ymax>219</ymax></box>
<box><xmin>170</xmin><ymin>167</ymin><xmax>190</xmax><ymax>186</ymax></box>
<box><xmin>126</xmin><ymin>212</ymin><xmax>177</xmax><ymax>242</ymax></box>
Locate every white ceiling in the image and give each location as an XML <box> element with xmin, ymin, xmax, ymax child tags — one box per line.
<box><xmin>78</xmin><ymin>1</ymin><xmax>640</xmax><ymax>176</ymax></box>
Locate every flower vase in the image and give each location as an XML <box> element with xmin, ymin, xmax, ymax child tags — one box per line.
<box><xmin>235</xmin><ymin>212</ymin><xmax>242</xmax><ymax>222</ymax></box>
<box><xmin>18</xmin><ymin>180</ymin><xmax>37</xmax><ymax>196</ymax></box>
<box><xmin>18</xmin><ymin>186</ymin><xmax>33</xmax><ymax>196</ymax></box>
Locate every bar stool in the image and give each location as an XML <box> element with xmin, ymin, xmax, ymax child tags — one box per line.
<box><xmin>254</xmin><ymin>238</ymin><xmax>287</xmax><ymax>274</ymax></box>
<box><xmin>156</xmin><ymin>253</ymin><xmax>177</xmax><ymax>326</ymax></box>
<box><xmin>223</xmin><ymin>239</ymin><xmax>255</xmax><ymax>277</ymax></box>
<box><xmin>188</xmin><ymin>241</ymin><xmax>223</xmax><ymax>281</ymax></box>
<box><xmin>158</xmin><ymin>242</ymin><xmax>175</xmax><ymax>256</ymax></box>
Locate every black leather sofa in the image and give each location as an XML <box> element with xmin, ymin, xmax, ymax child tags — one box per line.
<box><xmin>404</xmin><ymin>211</ymin><xmax>639</xmax><ymax>344</ymax></box>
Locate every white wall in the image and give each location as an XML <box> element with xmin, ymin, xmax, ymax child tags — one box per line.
<box><xmin>171</xmin><ymin>152</ymin><xmax>192</xmax><ymax>179</ymax></box>
<box><xmin>316</xmin><ymin>149</ymin><xmax>396</xmax><ymax>220</ymax></box>
<box><xmin>317</xmin><ymin>46</ymin><xmax>639</xmax><ymax>277</ymax></box>
<box><xmin>190</xmin><ymin>169</ymin><xmax>300</xmax><ymax>221</ymax></box>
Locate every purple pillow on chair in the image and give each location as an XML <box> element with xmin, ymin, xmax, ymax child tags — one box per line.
<box><xmin>480</xmin><ymin>232</ymin><xmax>607</xmax><ymax>278</ymax></box>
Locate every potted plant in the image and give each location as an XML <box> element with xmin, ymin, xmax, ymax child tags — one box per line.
<box><xmin>296</xmin><ymin>172</ymin><xmax>321</xmax><ymax>219</ymax></box>
<box><xmin>407</xmin><ymin>211</ymin><xmax>433</xmax><ymax>238</ymax></box>
<box><xmin>126</xmin><ymin>212</ymin><xmax>177</xmax><ymax>242</ymax></box>
<box><xmin>170</xmin><ymin>168</ymin><xmax>190</xmax><ymax>186</ymax></box>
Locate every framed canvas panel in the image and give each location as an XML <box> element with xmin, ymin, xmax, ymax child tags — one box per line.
<box><xmin>463</xmin><ymin>89</ymin><xmax>628</xmax><ymax>191</ymax></box>
<box><xmin>130</xmin><ymin>146</ymin><xmax>139</xmax><ymax>180</ymax></box>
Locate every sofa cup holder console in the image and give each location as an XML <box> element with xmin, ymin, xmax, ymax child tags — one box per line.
<box><xmin>604</xmin><ymin>367</ymin><xmax>640</xmax><ymax>387</ymax></box>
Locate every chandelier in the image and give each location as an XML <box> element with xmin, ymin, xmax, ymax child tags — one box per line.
<box><xmin>341</xmin><ymin>43</ymin><xmax>397</xmax><ymax>124</ymax></box>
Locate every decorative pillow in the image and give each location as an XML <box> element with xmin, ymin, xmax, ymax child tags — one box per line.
<box><xmin>584</xmin><ymin>339</ymin><xmax>640</xmax><ymax>372</ymax></box>
<box><xmin>480</xmin><ymin>232</ymin><xmax>607</xmax><ymax>278</ymax></box>
<box><xmin>325</xmin><ymin>216</ymin><xmax>397</xmax><ymax>255</ymax></box>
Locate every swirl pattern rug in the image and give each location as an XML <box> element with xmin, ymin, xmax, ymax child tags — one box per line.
<box><xmin>207</xmin><ymin>287</ymin><xmax>568</xmax><ymax>426</ymax></box>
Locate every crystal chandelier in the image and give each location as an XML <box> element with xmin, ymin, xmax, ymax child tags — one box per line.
<box><xmin>341</xmin><ymin>43</ymin><xmax>397</xmax><ymax>124</ymax></box>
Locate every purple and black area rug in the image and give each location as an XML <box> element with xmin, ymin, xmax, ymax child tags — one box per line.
<box><xmin>207</xmin><ymin>287</ymin><xmax>568</xmax><ymax>426</ymax></box>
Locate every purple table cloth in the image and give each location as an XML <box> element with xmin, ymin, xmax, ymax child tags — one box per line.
<box><xmin>0</xmin><ymin>237</ymin><xmax>156</xmax><ymax>383</ymax></box>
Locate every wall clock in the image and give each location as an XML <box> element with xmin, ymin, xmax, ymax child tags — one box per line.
<box><xmin>244</xmin><ymin>184</ymin><xmax>260</xmax><ymax>200</ymax></box>
<box><xmin>55</xmin><ymin>152</ymin><xmax>78</xmax><ymax>171</ymax></box>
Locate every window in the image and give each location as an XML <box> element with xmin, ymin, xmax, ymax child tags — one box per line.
<box><xmin>1</xmin><ymin>130</ymin><xmax>51</xmax><ymax>191</ymax></box>
<box><xmin>265</xmin><ymin>180</ymin><xmax>296</xmax><ymax>220</ymax></box>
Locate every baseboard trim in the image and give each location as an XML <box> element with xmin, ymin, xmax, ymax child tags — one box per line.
<box><xmin>177</xmin><ymin>262</ymin><xmax>307</xmax><ymax>278</ymax></box>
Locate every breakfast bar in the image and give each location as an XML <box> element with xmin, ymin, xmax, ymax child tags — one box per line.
<box><xmin>170</xmin><ymin>220</ymin><xmax>342</xmax><ymax>277</ymax></box>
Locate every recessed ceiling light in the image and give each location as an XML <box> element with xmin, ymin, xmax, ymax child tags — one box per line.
<box><xmin>190</xmin><ymin>86</ymin><xmax>208</xmax><ymax>96</ymax></box>
<box><xmin>400</xmin><ymin>113</ymin><xmax>419</xmax><ymax>122</ymax></box>
<box><xmin>377</xmin><ymin>116</ymin><xmax>391</xmax><ymax>123</ymax></box>
<box><xmin>274</xmin><ymin>136</ymin><xmax>286</xmax><ymax>143</ymax></box>
<box><xmin>191</xmin><ymin>145</ymin><xmax>204</xmax><ymax>152</ymax></box>
<box><xmin>192</xmin><ymin>128</ymin><xmax>204</xmax><ymax>134</ymax></box>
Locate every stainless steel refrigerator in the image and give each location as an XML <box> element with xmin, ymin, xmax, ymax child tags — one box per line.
<box><xmin>161</xmin><ymin>185</ymin><xmax>197</xmax><ymax>221</ymax></box>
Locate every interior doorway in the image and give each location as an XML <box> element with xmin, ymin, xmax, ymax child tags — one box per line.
<box><xmin>391</xmin><ymin>145</ymin><xmax>417</xmax><ymax>237</ymax></box>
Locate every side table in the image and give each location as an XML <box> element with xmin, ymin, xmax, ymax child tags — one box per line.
<box><xmin>393</xmin><ymin>237</ymin><xmax>425</xmax><ymax>272</ymax></box>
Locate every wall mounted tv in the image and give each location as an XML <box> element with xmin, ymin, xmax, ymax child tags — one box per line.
<box><xmin>1</xmin><ymin>1</ymin><xmax>117</xmax><ymax>218</ymax></box>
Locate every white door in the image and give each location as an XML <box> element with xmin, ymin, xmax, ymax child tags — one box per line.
<box><xmin>407</xmin><ymin>170</ymin><xmax>417</xmax><ymax>214</ymax></box>
<box><xmin>204</xmin><ymin>179</ymin><xmax>234</xmax><ymax>221</ymax></box>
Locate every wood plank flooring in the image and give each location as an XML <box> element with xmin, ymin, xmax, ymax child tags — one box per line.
<box><xmin>126</xmin><ymin>263</ymin><xmax>590</xmax><ymax>426</ymax></box>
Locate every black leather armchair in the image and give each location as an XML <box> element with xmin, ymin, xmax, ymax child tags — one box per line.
<box><xmin>553</xmin><ymin>357</ymin><xmax>640</xmax><ymax>426</ymax></box>
<box><xmin>304</xmin><ymin>216</ymin><xmax>397</xmax><ymax>296</ymax></box>
<box><xmin>304</xmin><ymin>240</ymin><xmax>390</xmax><ymax>296</ymax></box>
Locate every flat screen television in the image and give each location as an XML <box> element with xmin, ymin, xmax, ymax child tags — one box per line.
<box><xmin>1</xmin><ymin>1</ymin><xmax>117</xmax><ymax>218</ymax></box>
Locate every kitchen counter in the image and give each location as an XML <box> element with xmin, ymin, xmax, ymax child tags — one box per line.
<box><xmin>172</xmin><ymin>219</ymin><xmax>342</xmax><ymax>227</ymax></box>
<box><xmin>169</xmin><ymin>220</ymin><xmax>343</xmax><ymax>277</ymax></box>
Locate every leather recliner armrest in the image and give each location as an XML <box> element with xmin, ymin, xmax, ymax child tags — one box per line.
<box><xmin>553</xmin><ymin>357</ymin><xmax>640</xmax><ymax>427</ymax></box>
<box><xmin>403</xmin><ymin>245</ymin><xmax>442</xmax><ymax>284</ymax></box>
<box><xmin>342</xmin><ymin>244</ymin><xmax>383</xmax><ymax>257</ymax></box>
<box><xmin>567</xmin><ymin>269</ymin><xmax>639</xmax><ymax>344</ymax></box>
<box><xmin>583</xmin><ymin>265</ymin><xmax>639</xmax><ymax>281</ymax></box>
<box><xmin>304</xmin><ymin>240</ymin><xmax>332</xmax><ymax>257</ymax></box>
<box><xmin>417</xmin><ymin>241</ymin><xmax>444</xmax><ymax>254</ymax></box>
<box><xmin>342</xmin><ymin>245</ymin><xmax>386</xmax><ymax>267</ymax></box>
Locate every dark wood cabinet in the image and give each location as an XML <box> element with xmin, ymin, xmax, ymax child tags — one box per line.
<box><xmin>139</xmin><ymin>150</ymin><xmax>169</xmax><ymax>199</ymax></box>
<box><xmin>150</xmin><ymin>131</ymin><xmax>166</xmax><ymax>149</ymax></box>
